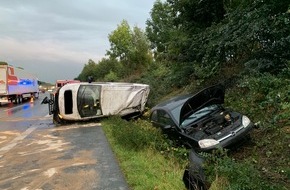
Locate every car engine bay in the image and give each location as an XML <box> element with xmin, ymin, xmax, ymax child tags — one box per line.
<box><xmin>183</xmin><ymin>110</ymin><xmax>241</xmax><ymax>139</ymax></box>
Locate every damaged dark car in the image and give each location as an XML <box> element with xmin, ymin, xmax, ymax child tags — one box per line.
<box><xmin>150</xmin><ymin>84</ymin><xmax>254</xmax><ymax>152</ymax></box>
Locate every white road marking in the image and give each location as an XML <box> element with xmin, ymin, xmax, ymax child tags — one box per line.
<box><xmin>44</xmin><ymin>168</ymin><xmax>57</xmax><ymax>178</ymax></box>
<box><xmin>0</xmin><ymin>126</ymin><xmax>37</xmax><ymax>157</ymax></box>
<box><xmin>72</xmin><ymin>162</ymin><xmax>85</xmax><ymax>166</ymax></box>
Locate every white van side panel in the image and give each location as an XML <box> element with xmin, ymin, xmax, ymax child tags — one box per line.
<box><xmin>100</xmin><ymin>84</ymin><xmax>150</xmax><ymax>116</ymax></box>
<box><xmin>57</xmin><ymin>83</ymin><xmax>150</xmax><ymax>120</ymax></box>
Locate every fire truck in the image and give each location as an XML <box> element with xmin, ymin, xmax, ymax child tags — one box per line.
<box><xmin>0</xmin><ymin>62</ymin><xmax>39</xmax><ymax>105</ymax></box>
<box><xmin>55</xmin><ymin>79</ymin><xmax>80</xmax><ymax>88</ymax></box>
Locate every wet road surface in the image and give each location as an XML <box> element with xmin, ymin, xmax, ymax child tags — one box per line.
<box><xmin>0</xmin><ymin>94</ymin><xmax>129</xmax><ymax>190</ymax></box>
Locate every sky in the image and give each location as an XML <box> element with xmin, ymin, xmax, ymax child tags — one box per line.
<box><xmin>0</xmin><ymin>0</ymin><xmax>156</xmax><ymax>83</ymax></box>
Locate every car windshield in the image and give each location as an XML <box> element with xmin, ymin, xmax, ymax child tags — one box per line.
<box><xmin>180</xmin><ymin>105</ymin><xmax>220</xmax><ymax>127</ymax></box>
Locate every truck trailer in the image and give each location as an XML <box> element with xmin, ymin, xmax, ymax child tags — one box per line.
<box><xmin>0</xmin><ymin>62</ymin><xmax>39</xmax><ymax>105</ymax></box>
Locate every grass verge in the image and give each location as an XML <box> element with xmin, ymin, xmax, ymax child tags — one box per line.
<box><xmin>102</xmin><ymin>116</ymin><xmax>187</xmax><ymax>190</ymax></box>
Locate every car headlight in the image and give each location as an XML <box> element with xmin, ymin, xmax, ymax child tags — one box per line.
<box><xmin>198</xmin><ymin>139</ymin><xmax>219</xmax><ymax>149</ymax></box>
<box><xmin>242</xmin><ymin>115</ymin><xmax>251</xmax><ymax>127</ymax></box>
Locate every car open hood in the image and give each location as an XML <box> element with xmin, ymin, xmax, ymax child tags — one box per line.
<box><xmin>179</xmin><ymin>84</ymin><xmax>225</xmax><ymax>125</ymax></box>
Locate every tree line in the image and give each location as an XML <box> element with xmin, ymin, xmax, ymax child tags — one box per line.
<box><xmin>76</xmin><ymin>0</ymin><xmax>289</xmax><ymax>88</ymax></box>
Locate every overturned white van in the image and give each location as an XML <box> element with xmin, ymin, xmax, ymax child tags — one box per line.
<box><xmin>42</xmin><ymin>82</ymin><xmax>150</xmax><ymax>124</ymax></box>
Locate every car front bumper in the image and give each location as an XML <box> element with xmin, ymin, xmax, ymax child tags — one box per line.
<box><xmin>200</xmin><ymin>122</ymin><xmax>254</xmax><ymax>151</ymax></box>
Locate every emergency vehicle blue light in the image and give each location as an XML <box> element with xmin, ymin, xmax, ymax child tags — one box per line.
<box><xmin>19</xmin><ymin>79</ymin><xmax>33</xmax><ymax>85</ymax></box>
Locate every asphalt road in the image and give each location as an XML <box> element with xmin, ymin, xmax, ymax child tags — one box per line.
<box><xmin>0</xmin><ymin>93</ymin><xmax>129</xmax><ymax>190</ymax></box>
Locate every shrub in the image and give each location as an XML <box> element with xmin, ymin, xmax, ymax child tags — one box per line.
<box><xmin>104</xmin><ymin>70</ymin><xmax>119</xmax><ymax>82</ymax></box>
<box><xmin>203</xmin><ymin>149</ymin><xmax>280</xmax><ymax>190</ymax></box>
<box><xmin>102</xmin><ymin>117</ymin><xmax>187</xmax><ymax>161</ymax></box>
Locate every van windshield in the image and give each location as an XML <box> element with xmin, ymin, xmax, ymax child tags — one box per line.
<box><xmin>77</xmin><ymin>85</ymin><xmax>102</xmax><ymax>117</ymax></box>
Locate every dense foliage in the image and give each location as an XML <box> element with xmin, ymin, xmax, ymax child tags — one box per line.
<box><xmin>76</xmin><ymin>0</ymin><xmax>289</xmax><ymax>189</ymax></box>
<box><xmin>145</xmin><ymin>0</ymin><xmax>290</xmax><ymax>87</ymax></box>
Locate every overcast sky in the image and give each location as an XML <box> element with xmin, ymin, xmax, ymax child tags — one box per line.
<box><xmin>0</xmin><ymin>0</ymin><xmax>156</xmax><ymax>83</ymax></box>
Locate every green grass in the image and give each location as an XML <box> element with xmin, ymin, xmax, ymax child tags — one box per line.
<box><xmin>102</xmin><ymin>117</ymin><xmax>187</xmax><ymax>190</ymax></box>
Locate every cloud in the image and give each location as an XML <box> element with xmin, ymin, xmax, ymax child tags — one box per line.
<box><xmin>0</xmin><ymin>37</ymin><xmax>101</xmax><ymax>64</ymax></box>
<box><xmin>0</xmin><ymin>0</ymin><xmax>156</xmax><ymax>83</ymax></box>
<box><xmin>0</xmin><ymin>37</ymin><xmax>101</xmax><ymax>83</ymax></box>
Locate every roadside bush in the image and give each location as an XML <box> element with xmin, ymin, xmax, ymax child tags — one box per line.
<box><xmin>102</xmin><ymin>117</ymin><xmax>156</xmax><ymax>151</ymax></box>
<box><xmin>224</xmin><ymin>70</ymin><xmax>289</xmax><ymax>189</ymax></box>
<box><xmin>138</xmin><ymin>62</ymin><xmax>174</xmax><ymax>106</ymax></box>
<box><xmin>102</xmin><ymin>117</ymin><xmax>188</xmax><ymax>190</ymax></box>
<box><xmin>203</xmin><ymin>149</ymin><xmax>280</xmax><ymax>190</ymax></box>
<box><xmin>104</xmin><ymin>70</ymin><xmax>119</xmax><ymax>82</ymax></box>
<box><xmin>102</xmin><ymin>117</ymin><xmax>187</xmax><ymax>161</ymax></box>
<box><xmin>226</xmin><ymin>71</ymin><xmax>290</xmax><ymax>128</ymax></box>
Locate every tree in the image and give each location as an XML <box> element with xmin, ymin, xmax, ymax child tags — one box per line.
<box><xmin>107</xmin><ymin>20</ymin><xmax>152</xmax><ymax>74</ymax></box>
<box><xmin>146</xmin><ymin>0</ymin><xmax>175</xmax><ymax>59</ymax></box>
<box><xmin>168</xmin><ymin>0</ymin><xmax>225</xmax><ymax>30</ymax></box>
<box><xmin>76</xmin><ymin>59</ymin><xmax>97</xmax><ymax>82</ymax></box>
<box><xmin>93</xmin><ymin>58</ymin><xmax>124</xmax><ymax>81</ymax></box>
<box><xmin>130</xmin><ymin>26</ymin><xmax>152</xmax><ymax>70</ymax></box>
<box><xmin>106</xmin><ymin>20</ymin><xmax>132</xmax><ymax>61</ymax></box>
